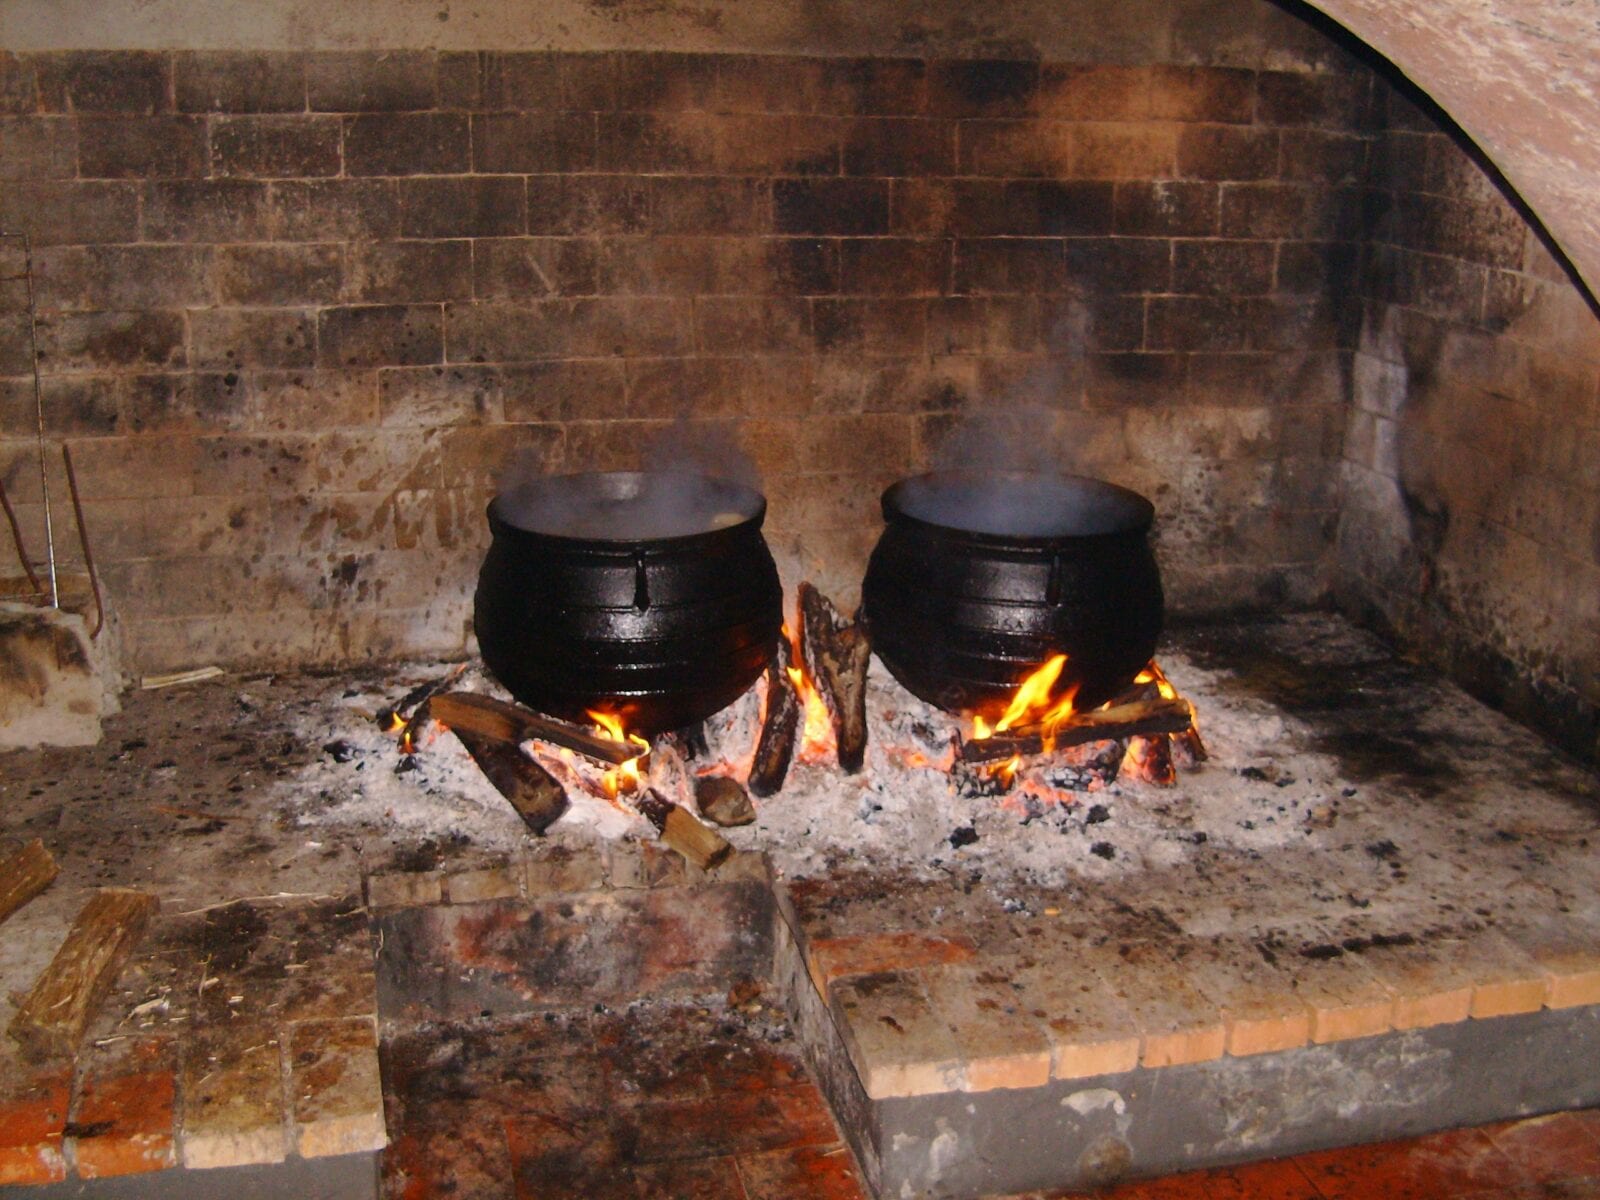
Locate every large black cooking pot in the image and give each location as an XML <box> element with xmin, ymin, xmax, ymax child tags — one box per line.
<box><xmin>474</xmin><ymin>471</ymin><xmax>783</xmax><ymax>736</ymax></box>
<box><xmin>861</xmin><ymin>469</ymin><xmax>1163</xmax><ymax>714</ymax></box>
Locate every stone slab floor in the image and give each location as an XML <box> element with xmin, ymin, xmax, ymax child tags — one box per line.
<box><xmin>998</xmin><ymin>1108</ymin><xmax>1600</xmax><ymax>1200</ymax></box>
<box><xmin>379</xmin><ymin>995</ymin><xmax>871</xmax><ymax>1200</ymax></box>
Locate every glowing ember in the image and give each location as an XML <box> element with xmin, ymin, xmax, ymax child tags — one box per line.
<box><xmin>587</xmin><ymin>709</ymin><xmax>650</xmax><ymax>799</ymax></box>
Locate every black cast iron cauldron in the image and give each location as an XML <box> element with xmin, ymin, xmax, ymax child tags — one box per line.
<box><xmin>474</xmin><ymin>471</ymin><xmax>783</xmax><ymax>737</ymax></box>
<box><xmin>861</xmin><ymin>469</ymin><xmax>1163</xmax><ymax>714</ymax></box>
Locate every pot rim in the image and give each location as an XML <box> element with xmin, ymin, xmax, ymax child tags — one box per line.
<box><xmin>880</xmin><ymin>468</ymin><xmax>1155</xmax><ymax>544</ymax></box>
<box><xmin>488</xmin><ymin>469</ymin><xmax>768</xmax><ymax>548</ymax></box>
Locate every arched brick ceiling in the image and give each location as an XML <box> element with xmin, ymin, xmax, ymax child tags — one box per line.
<box><xmin>1305</xmin><ymin>0</ymin><xmax>1600</xmax><ymax>299</ymax></box>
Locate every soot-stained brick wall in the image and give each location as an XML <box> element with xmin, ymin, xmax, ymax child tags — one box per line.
<box><xmin>0</xmin><ymin>42</ymin><xmax>1374</xmax><ymax>671</ymax></box>
<box><xmin>1338</xmin><ymin>80</ymin><xmax>1600</xmax><ymax>760</ymax></box>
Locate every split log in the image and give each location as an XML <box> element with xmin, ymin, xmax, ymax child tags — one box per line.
<box><xmin>748</xmin><ymin>637</ymin><xmax>799</xmax><ymax>797</ymax></box>
<box><xmin>9</xmin><ymin>888</ymin><xmax>158</xmax><ymax>1061</ymax></box>
<box><xmin>637</xmin><ymin>790</ymin><xmax>732</xmax><ymax>871</ymax></box>
<box><xmin>958</xmin><ymin>696</ymin><xmax>1195</xmax><ymax>764</ymax></box>
<box><xmin>452</xmin><ymin>729</ymin><xmax>569</xmax><ymax>835</ymax></box>
<box><xmin>695</xmin><ymin>776</ymin><xmax>755</xmax><ymax>827</ymax></box>
<box><xmin>0</xmin><ymin>839</ymin><xmax>59</xmax><ymax>928</ymax></box>
<box><xmin>427</xmin><ymin>692</ymin><xmax>646</xmax><ymax>768</ymax></box>
<box><xmin>798</xmin><ymin>582</ymin><xmax>871</xmax><ymax>773</ymax></box>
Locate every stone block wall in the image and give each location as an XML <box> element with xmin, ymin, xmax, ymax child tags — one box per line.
<box><xmin>0</xmin><ymin>34</ymin><xmax>1374</xmax><ymax>672</ymax></box>
<box><xmin>1338</xmin><ymin>82</ymin><xmax>1600</xmax><ymax>759</ymax></box>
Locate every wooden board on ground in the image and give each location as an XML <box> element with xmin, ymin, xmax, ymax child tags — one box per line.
<box><xmin>9</xmin><ymin>888</ymin><xmax>158</xmax><ymax>1061</ymax></box>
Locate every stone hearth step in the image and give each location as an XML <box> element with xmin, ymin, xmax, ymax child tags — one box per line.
<box><xmin>773</xmin><ymin>872</ymin><xmax>1600</xmax><ymax>1198</ymax></box>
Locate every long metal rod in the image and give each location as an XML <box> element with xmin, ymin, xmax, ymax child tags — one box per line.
<box><xmin>0</xmin><ymin>475</ymin><xmax>42</xmax><ymax>592</ymax></box>
<box><xmin>60</xmin><ymin>445</ymin><xmax>103</xmax><ymax>638</ymax></box>
<box><xmin>1</xmin><ymin>230</ymin><xmax>58</xmax><ymax>608</ymax></box>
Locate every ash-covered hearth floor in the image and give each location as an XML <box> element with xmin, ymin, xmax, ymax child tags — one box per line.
<box><xmin>2</xmin><ymin>613</ymin><xmax>1599</xmax><ymax>1197</ymax></box>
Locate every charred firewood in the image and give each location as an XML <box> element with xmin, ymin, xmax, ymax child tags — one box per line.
<box><xmin>637</xmin><ymin>789</ymin><xmax>732</xmax><ymax>871</ymax></box>
<box><xmin>749</xmin><ymin>637</ymin><xmax>800</xmax><ymax>797</ymax></box>
<box><xmin>952</xmin><ymin>757</ymin><xmax>1016</xmax><ymax>799</ymax></box>
<box><xmin>1124</xmin><ymin>734</ymin><xmax>1176</xmax><ymax>786</ymax></box>
<box><xmin>1041</xmin><ymin>739</ymin><xmax>1126</xmax><ymax>791</ymax></box>
<box><xmin>957</xmin><ymin>696</ymin><xmax>1195</xmax><ymax>764</ymax></box>
<box><xmin>427</xmin><ymin>692</ymin><xmax>647</xmax><ymax>768</ymax></box>
<box><xmin>377</xmin><ymin>665</ymin><xmax>468</xmax><ymax>729</ymax></box>
<box><xmin>451</xmin><ymin>729</ymin><xmax>569</xmax><ymax>835</ymax></box>
<box><xmin>798</xmin><ymin>582</ymin><xmax>871</xmax><ymax>773</ymax></box>
<box><xmin>1171</xmin><ymin>726</ymin><xmax>1209</xmax><ymax>768</ymax></box>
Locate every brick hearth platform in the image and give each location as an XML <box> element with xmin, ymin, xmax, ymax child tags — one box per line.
<box><xmin>1</xmin><ymin>614</ymin><xmax>1598</xmax><ymax>1197</ymax></box>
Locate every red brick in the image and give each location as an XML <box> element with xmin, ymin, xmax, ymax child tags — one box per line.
<box><xmin>0</xmin><ymin>1072</ymin><xmax>69</xmax><ymax>1186</ymax></box>
<box><xmin>621</xmin><ymin>1085</ymin><xmax>837</xmax><ymax>1163</ymax></box>
<box><xmin>1295</xmin><ymin>1127</ymin><xmax>1529</xmax><ymax>1200</ymax></box>
<box><xmin>738</xmin><ymin>1143</ymin><xmax>869</xmax><ymax>1200</ymax></box>
<box><xmin>71</xmin><ymin>1069</ymin><xmax>176</xmax><ymax>1178</ymax></box>
<box><xmin>806</xmin><ymin>931</ymin><xmax>977</xmax><ymax>992</ymax></box>
<box><xmin>1200</xmin><ymin>1156</ymin><xmax>1322</xmax><ymax>1199</ymax></box>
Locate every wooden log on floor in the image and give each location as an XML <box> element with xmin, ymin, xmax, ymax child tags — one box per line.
<box><xmin>798</xmin><ymin>582</ymin><xmax>871</xmax><ymax>773</ymax></box>
<box><xmin>427</xmin><ymin>692</ymin><xmax>646</xmax><ymax>768</ymax></box>
<box><xmin>637</xmin><ymin>790</ymin><xmax>732</xmax><ymax>871</ymax></box>
<box><xmin>9</xmin><ymin>888</ymin><xmax>158</xmax><ymax>1062</ymax></box>
<box><xmin>749</xmin><ymin>637</ymin><xmax>799</xmax><ymax>797</ymax></box>
<box><xmin>451</xmin><ymin>729</ymin><xmax>569</xmax><ymax>835</ymax></box>
<box><xmin>0</xmin><ymin>839</ymin><xmax>59</xmax><ymax>928</ymax></box>
<box><xmin>957</xmin><ymin>696</ymin><xmax>1196</xmax><ymax>764</ymax></box>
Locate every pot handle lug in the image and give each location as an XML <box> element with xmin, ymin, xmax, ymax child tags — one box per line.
<box><xmin>1046</xmin><ymin>554</ymin><xmax>1062</xmax><ymax>606</ymax></box>
<box><xmin>631</xmin><ymin>552</ymin><xmax>650</xmax><ymax>612</ymax></box>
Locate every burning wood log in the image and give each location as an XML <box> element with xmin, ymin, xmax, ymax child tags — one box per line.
<box><xmin>957</xmin><ymin>696</ymin><xmax>1196</xmax><ymax>765</ymax></box>
<box><xmin>749</xmin><ymin>636</ymin><xmax>800</xmax><ymax>797</ymax></box>
<box><xmin>1124</xmin><ymin>733</ymin><xmax>1176</xmax><ymax>786</ymax></box>
<box><xmin>637</xmin><ymin>789</ymin><xmax>732</xmax><ymax>871</ymax></box>
<box><xmin>377</xmin><ymin>664</ymin><xmax>468</xmax><ymax>728</ymax></box>
<box><xmin>427</xmin><ymin>692</ymin><xmax>647</xmax><ymax>768</ymax></box>
<box><xmin>451</xmin><ymin>729</ymin><xmax>569</xmax><ymax>835</ymax></box>
<box><xmin>9</xmin><ymin>888</ymin><xmax>157</xmax><ymax>1061</ymax></box>
<box><xmin>798</xmin><ymin>582</ymin><xmax>871</xmax><ymax>773</ymax></box>
<box><xmin>0</xmin><ymin>839</ymin><xmax>59</xmax><ymax>928</ymax></box>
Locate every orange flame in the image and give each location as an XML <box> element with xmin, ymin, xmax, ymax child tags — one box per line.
<box><xmin>971</xmin><ymin>655</ymin><xmax>1079</xmax><ymax>745</ymax></box>
<box><xmin>587</xmin><ymin>709</ymin><xmax>650</xmax><ymax>798</ymax></box>
<box><xmin>781</xmin><ymin>622</ymin><xmax>835</xmax><ymax>763</ymax></box>
<box><xmin>1134</xmin><ymin>660</ymin><xmax>1179</xmax><ymax>701</ymax></box>
<box><xmin>384</xmin><ymin>711</ymin><xmax>407</xmax><ymax>734</ymax></box>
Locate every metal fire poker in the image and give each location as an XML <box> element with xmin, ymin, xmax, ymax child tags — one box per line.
<box><xmin>0</xmin><ymin>230</ymin><xmax>58</xmax><ymax>608</ymax></box>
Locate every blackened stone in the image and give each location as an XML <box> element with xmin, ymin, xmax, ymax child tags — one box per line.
<box><xmin>774</xmin><ymin>179</ymin><xmax>889</xmax><ymax>236</ymax></box>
